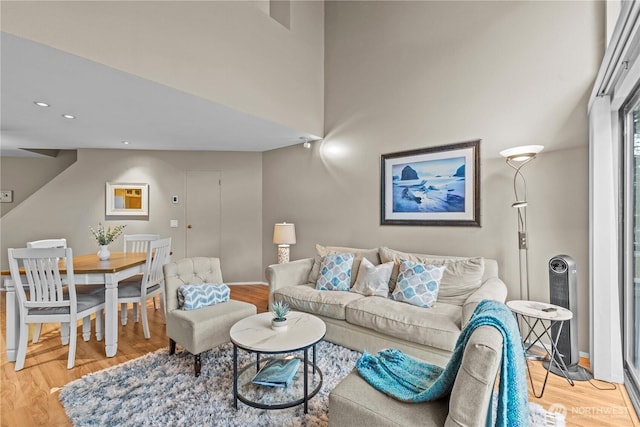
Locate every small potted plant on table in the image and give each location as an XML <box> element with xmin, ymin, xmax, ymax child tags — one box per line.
<box><xmin>271</xmin><ymin>301</ymin><xmax>290</xmax><ymax>332</ymax></box>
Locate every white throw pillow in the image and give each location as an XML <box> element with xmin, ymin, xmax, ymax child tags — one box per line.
<box><xmin>351</xmin><ymin>259</ymin><xmax>394</xmax><ymax>297</ymax></box>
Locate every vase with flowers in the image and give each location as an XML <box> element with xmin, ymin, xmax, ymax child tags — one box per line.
<box><xmin>90</xmin><ymin>222</ymin><xmax>126</xmax><ymax>261</ymax></box>
<box><xmin>271</xmin><ymin>301</ymin><xmax>290</xmax><ymax>332</ymax></box>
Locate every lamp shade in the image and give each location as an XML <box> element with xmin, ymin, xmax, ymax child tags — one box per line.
<box><xmin>273</xmin><ymin>223</ymin><xmax>296</xmax><ymax>245</ymax></box>
<box><xmin>499</xmin><ymin>145</ymin><xmax>544</xmax><ymax>161</ymax></box>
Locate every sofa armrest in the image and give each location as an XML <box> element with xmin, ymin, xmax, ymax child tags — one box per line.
<box><xmin>265</xmin><ymin>257</ymin><xmax>314</xmax><ymax>308</ymax></box>
<box><xmin>446</xmin><ymin>326</ymin><xmax>503</xmax><ymax>427</ymax></box>
<box><xmin>461</xmin><ymin>277</ymin><xmax>508</xmax><ymax>328</ymax></box>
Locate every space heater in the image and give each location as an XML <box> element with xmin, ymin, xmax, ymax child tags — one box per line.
<box><xmin>544</xmin><ymin>254</ymin><xmax>592</xmax><ymax>381</ymax></box>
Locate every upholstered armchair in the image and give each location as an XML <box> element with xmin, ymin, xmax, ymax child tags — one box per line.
<box><xmin>163</xmin><ymin>257</ymin><xmax>256</xmax><ymax>376</ymax></box>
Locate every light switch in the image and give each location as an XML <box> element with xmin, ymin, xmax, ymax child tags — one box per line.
<box><xmin>0</xmin><ymin>190</ymin><xmax>13</xmax><ymax>203</ymax></box>
<box><xmin>171</xmin><ymin>195</ymin><xmax>179</xmax><ymax>204</ymax></box>
<box><xmin>170</xmin><ymin>219</ymin><xmax>179</xmax><ymax>228</ymax></box>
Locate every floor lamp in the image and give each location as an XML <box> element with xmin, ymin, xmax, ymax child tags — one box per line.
<box><xmin>500</xmin><ymin>145</ymin><xmax>544</xmax><ymax>301</ymax></box>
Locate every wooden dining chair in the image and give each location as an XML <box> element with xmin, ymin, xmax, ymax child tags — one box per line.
<box><xmin>118</xmin><ymin>237</ymin><xmax>171</xmax><ymax>339</ymax></box>
<box><xmin>26</xmin><ymin>238</ymin><xmax>67</xmax><ymax>249</ymax></box>
<box><xmin>8</xmin><ymin>247</ymin><xmax>106</xmax><ymax>370</ymax></box>
<box><xmin>120</xmin><ymin>234</ymin><xmax>161</xmax><ymax>325</ymax></box>
<box><xmin>123</xmin><ymin>234</ymin><xmax>160</xmax><ymax>254</ymax></box>
<box><xmin>26</xmin><ymin>238</ymin><xmax>103</xmax><ymax>345</ymax></box>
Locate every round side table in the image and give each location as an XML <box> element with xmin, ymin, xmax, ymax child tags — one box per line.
<box><xmin>507</xmin><ymin>300</ymin><xmax>575</xmax><ymax>398</ymax></box>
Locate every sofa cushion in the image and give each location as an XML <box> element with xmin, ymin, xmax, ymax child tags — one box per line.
<box><xmin>438</xmin><ymin>257</ymin><xmax>485</xmax><ymax>305</ymax></box>
<box><xmin>390</xmin><ymin>261</ymin><xmax>445</xmax><ymax>308</ymax></box>
<box><xmin>345</xmin><ymin>296</ymin><xmax>462</xmax><ymax>351</ymax></box>
<box><xmin>351</xmin><ymin>259</ymin><xmax>394</xmax><ymax>297</ymax></box>
<box><xmin>379</xmin><ymin>247</ymin><xmax>485</xmax><ymax>305</ymax></box>
<box><xmin>165</xmin><ymin>299</ymin><xmax>256</xmax><ymax>355</ymax></box>
<box><xmin>310</xmin><ymin>244</ymin><xmax>381</xmax><ymax>285</ymax></box>
<box><xmin>274</xmin><ymin>284</ymin><xmax>366</xmax><ymax>320</ymax></box>
<box><xmin>316</xmin><ymin>253</ymin><xmax>355</xmax><ymax>291</ymax></box>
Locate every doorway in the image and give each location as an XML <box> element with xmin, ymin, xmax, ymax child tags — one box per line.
<box><xmin>185</xmin><ymin>171</ymin><xmax>221</xmax><ymax>258</ymax></box>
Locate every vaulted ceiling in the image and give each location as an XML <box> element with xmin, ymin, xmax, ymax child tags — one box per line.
<box><xmin>1</xmin><ymin>32</ymin><xmax>317</xmax><ymax>157</ymax></box>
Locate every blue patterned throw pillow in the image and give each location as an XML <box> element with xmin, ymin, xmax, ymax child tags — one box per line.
<box><xmin>390</xmin><ymin>260</ymin><xmax>445</xmax><ymax>308</ymax></box>
<box><xmin>178</xmin><ymin>283</ymin><xmax>230</xmax><ymax>311</ymax></box>
<box><xmin>315</xmin><ymin>253</ymin><xmax>355</xmax><ymax>291</ymax></box>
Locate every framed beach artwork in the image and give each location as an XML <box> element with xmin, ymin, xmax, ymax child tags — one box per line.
<box><xmin>380</xmin><ymin>140</ymin><xmax>481</xmax><ymax>226</ymax></box>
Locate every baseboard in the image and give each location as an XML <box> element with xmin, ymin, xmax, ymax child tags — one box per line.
<box><xmin>0</xmin><ymin>282</ymin><xmax>269</xmax><ymax>290</ymax></box>
<box><xmin>225</xmin><ymin>282</ymin><xmax>268</xmax><ymax>286</ymax></box>
<box><xmin>525</xmin><ymin>340</ymin><xmax>590</xmax><ymax>363</ymax></box>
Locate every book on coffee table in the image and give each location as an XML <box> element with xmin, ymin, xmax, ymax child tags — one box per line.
<box><xmin>252</xmin><ymin>356</ymin><xmax>301</xmax><ymax>388</ymax></box>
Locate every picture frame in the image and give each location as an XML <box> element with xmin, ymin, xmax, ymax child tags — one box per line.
<box><xmin>380</xmin><ymin>140</ymin><xmax>480</xmax><ymax>226</ymax></box>
<box><xmin>105</xmin><ymin>182</ymin><xmax>149</xmax><ymax>218</ymax></box>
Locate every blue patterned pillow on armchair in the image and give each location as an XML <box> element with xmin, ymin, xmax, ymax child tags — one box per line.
<box><xmin>178</xmin><ymin>283</ymin><xmax>230</xmax><ymax>310</ymax></box>
<box><xmin>315</xmin><ymin>253</ymin><xmax>355</xmax><ymax>291</ymax></box>
<box><xmin>390</xmin><ymin>260</ymin><xmax>445</xmax><ymax>308</ymax></box>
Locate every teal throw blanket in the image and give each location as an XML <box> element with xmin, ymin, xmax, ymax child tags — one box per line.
<box><xmin>356</xmin><ymin>299</ymin><xmax>528</xmax><ymax>427</ymax></box>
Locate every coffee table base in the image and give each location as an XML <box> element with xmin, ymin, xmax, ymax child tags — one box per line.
<box><xmin>233</xmin><ymin>344</ymin><xmax>323</xmax><ymax>414</ymax></box>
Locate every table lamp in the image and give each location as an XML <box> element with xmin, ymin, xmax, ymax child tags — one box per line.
<box><xmin>273</xmin><ymin>223</ymin><xmax>296</xmax><ymax>263</ymax></box>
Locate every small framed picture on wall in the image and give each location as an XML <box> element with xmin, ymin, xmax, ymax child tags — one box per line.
<box><xmin>106</xmin><ymin>182</ymin><xmax>149</xmax><ymax>218</ymax></box>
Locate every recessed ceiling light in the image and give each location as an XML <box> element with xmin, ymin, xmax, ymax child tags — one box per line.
<box><xmin>34</xmin><ymin>101</ymin><xmax>50</xmax><ymax>107</ymax></box>
<box><xmin>122</xmin><ymin>141</ymin><xmax>130</xmax><ymax>145</ymax></box>
<box><xmin>61</xmin><ymin>114</ymin><xmax>76</xmax><ymax>119</ymax></box>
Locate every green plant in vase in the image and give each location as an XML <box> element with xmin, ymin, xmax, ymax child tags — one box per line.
<box><xmin>90</xmin><ymin>222</ymin><xmax>126</xmax><ymax>261</ymax></box>
<box><xmin>271</xmin><ymin>301</ymin><xmax>290</xmax><ymax>331</ymax></box>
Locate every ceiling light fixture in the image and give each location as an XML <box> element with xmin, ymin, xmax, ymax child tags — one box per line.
<box><xmin>122</xmin><ymin>141</ymin><xmax>130</xmax><ymax>145</ymax></box>
<box><xmin>61</xmin><ymin>114</ymin><xmax>76</xmax><ymax>119</ymax></box>
<box><xmin>33</xmin><ymin>101</ymin><xmax>50</xmax><ymax>107</ymax></box>
<box><xmin>301</xmin><ymin>137</ymin><xmax>311</xmax><ymax>149</ymax></box>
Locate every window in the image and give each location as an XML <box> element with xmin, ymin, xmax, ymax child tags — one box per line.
<box><xmin>622</xmin><ymin>86</ymin><xmax>640</xmax><ymax>412</ymax></box>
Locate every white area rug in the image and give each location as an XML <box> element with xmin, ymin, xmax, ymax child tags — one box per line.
<box><xmin>60</xmin><ymin>341</ymin><xmax>564</xmax><ymax>426</ymax></box>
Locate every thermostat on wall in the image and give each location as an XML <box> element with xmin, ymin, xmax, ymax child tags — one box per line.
<box><xmin>0</xmin><ymin>190</ymin><xmax>13</xmax><ymax>203</ymax></box>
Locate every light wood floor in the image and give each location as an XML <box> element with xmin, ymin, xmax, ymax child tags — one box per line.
<box><xmin>0</xmin><ymin>285</ymin><xmax>637</xmax><ymax>426</ymax></box>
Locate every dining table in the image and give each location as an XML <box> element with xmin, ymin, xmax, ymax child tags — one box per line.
<box><xmin>2</xmin><ymin>251</ymin><xmax>147</xmax><ymax>361</ymax></box>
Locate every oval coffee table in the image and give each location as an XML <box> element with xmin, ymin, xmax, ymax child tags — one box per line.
<box><xmin>230</xmin><ymin>311</ymin><xmax>326</xmax><ymax>413</ymax></box>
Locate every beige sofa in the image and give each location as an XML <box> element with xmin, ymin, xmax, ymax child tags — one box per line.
<box><xmin>266</xmin><ymin>246</ymin><xmax>508</xmax><ymax>365</ymax></box>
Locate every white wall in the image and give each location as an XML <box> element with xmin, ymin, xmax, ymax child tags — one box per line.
<box><xmin>263</xmin><ymin>1</ymin><xmax>603</xmax><ymax>353</ymax></box>
<box><xmin>0</xmin><ymin>150</ymin><xmax>77</xmax><ymax>216</ymax></box>
<box><xmin>0</xmin><ymin>0</ymin><xmax>325</xmax><ymax>137</ymax></box>
<box><xmin>0</xmin><ymin>0</ymin><xmax>605</xmax><ymax>354</ymax></box>
<box><xmin>0</xmin><ymin>149</ymin><xmax>263</xmax><ymax>282</ymax></box>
